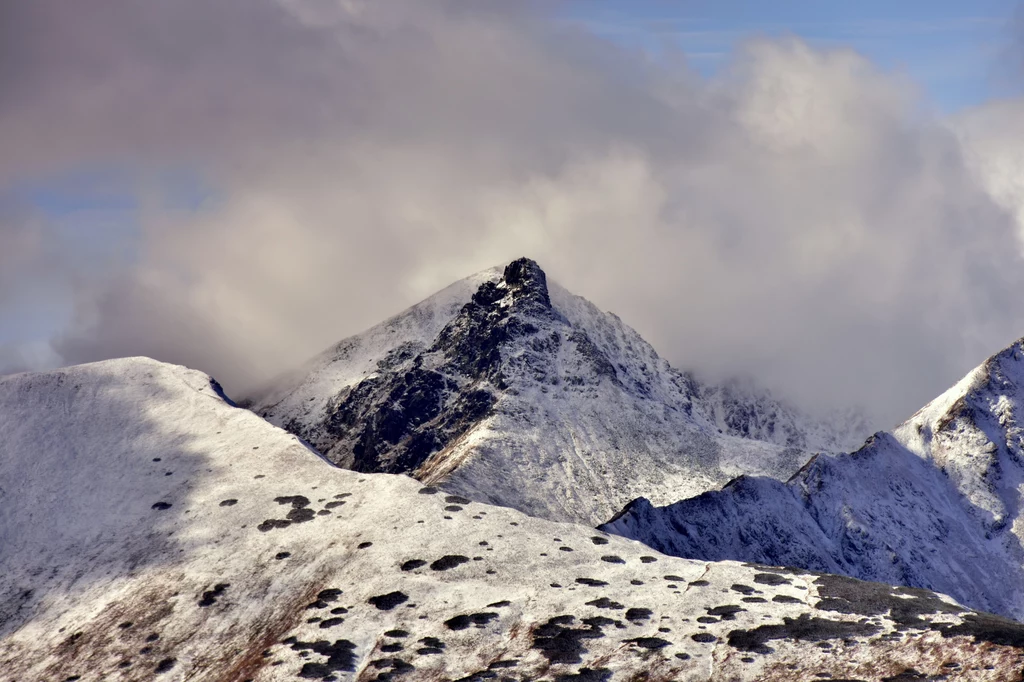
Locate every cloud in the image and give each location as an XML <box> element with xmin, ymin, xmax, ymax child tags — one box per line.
<box><xmin>3</xmin><ymin>0</ymin><xmax>1024</xmax><ymax>429</ymax></box>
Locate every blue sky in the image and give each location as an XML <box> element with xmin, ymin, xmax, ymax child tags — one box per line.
<box><xmin>0</xmin><ymin>166</ymin><xmax>213</xmax><ymax>353</ymax></box>
<box><xmin>564</xmin><ymin>0</ymin><xmax>1022</xmax><ymax>112</ymax></box>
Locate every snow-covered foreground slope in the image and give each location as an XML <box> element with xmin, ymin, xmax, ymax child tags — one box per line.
<box><xmin>3</xmin><ymin>359</ymin><xmax>1021</xmax><ymax>681</ymax></box>
<box><xmin>603</xmin><ymin>339</ymin><xmax>1024</xmax><ymax>621</ymax></box>
<box><xmin>249</xmin><ymin>258</ymin><xmax>864</xmax><ymax>525</ymax></box>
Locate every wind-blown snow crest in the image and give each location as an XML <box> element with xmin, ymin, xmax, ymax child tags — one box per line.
<box><xmin>2</xmin><ymin>358</ymin><xmax>1021</xmax><ymax>681</ymax></box>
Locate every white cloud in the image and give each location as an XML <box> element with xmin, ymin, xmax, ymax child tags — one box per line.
<box><xmin>3</xmin><ymin>1</ymin><xmax>1024</xmax><ymax>428</ymax></box>
<box><xmin>954</xmin><ymin>99</ymin><xmax>1024</xmax><ymax>249</ymax></box>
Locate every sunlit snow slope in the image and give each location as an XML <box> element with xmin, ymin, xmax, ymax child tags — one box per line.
<box><xmin>249</xmin><ymin>258</ymin><xmax>864</xmax><ymax>525</ymax></box>
<box><xmin>604</xmin><ymin>338</ymin><xmax>1024</xmax><ymax>621</ymax></box>
<box><xmin>1</xmin><ymin>359</ymin><xmax>1022</xmax><ymax>681</ymax></box>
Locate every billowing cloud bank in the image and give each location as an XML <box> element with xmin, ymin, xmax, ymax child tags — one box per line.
<box><xmin>3</xmin><ymin>0</ymin><xmax>1024</xmax><ymax>426</ymax></box>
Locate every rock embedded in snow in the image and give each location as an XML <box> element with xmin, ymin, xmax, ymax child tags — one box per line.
<box><xmin>248</xmin><ymin>257</ymin><xmax>865</xmax><ymax>525</ymax></box>
<box><xmin>603</xmin><ymin>338</ymin><xmax>1024</xmax><ymax>621</ymax></box>
<box><xmin>1</xmin><ymin>359</ymin><xmax>1020</xmax><ymax>681</ymax></box>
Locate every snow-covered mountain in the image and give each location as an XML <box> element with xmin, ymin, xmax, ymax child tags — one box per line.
<box><xmin>248</xmin><ymin>258</ymin><xmax>864</xmax><ymax>525</ymax></box>
<box><xmin>603</xmin><ymin>337</ymin><xmax>1024</xmax><ymax>621</ymax></box>
<box><xmin>3</xmin><ymin>358</ymin><xmax>1022</xmax><ymax>681</ymax></box>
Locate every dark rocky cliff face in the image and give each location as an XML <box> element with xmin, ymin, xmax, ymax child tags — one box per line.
<box><xmin>297</xmin><ymin>258</ymin><xmax>588</xmax><ymax>474</ymax></box>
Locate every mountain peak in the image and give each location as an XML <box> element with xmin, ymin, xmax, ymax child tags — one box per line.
<box><xmin>470</xmin><ymin>256</ymin><xmax>551</xmax><ymax>312</ymax></box>
<box><xmin>250</xmin><ymin>260</ymin><xmax>861</xmax><ymax>524</ymax></box>
<box><xmin>503</xmin><ymin>256</ymin><xmax>551</xmax><ymax>306</ymax></box>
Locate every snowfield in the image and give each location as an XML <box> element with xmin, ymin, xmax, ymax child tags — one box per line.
<box><xmin>604</xmin><ymin>338</ymin><xmax>1024</xmax><ymax>622</ymax></box>
<box><xmin>2</xmin><ymin>358</ymin><xmax>1022</xmax><ymax>681</ymax></box>
<box><xmin>249</xmin><ymin>259</ymin><xmax>866</xmax><ymax>526</ymax></box>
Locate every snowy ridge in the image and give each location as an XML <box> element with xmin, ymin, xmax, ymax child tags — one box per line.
<box><xmin>250</xmin><ymin>258</ymin><xmax>865</xmax><ymax>525</ymax></box>
<box><xmin>603</xmin><ymin>337</ymin><xmax>1024</xmax><ymax>621</ymax></box>
<box><xmin>893</xmin><ymin>342</ymin><xmax>1024</xmax><ymax>529</ymax></box>
<box><xmin>3</xmin><ymin>359</ymin><xmax>1024</xmax><ymax>681</ymax></box>
<box><xmin>249</xmin><ymin>267</ymin><xmax>502</xmax><ymax>429</ymax></box>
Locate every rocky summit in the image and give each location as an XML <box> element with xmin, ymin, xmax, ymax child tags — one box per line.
<box><xmin>249</xmin><ymin>258</ymin><xmax>864</xmax><ymax>525</ymax></box>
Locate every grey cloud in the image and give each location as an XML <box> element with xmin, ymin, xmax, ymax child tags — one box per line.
<box><xmin>3</xmin><ymin>1</ymin><xmax>1024</xmax><ymax>429</ymax></box>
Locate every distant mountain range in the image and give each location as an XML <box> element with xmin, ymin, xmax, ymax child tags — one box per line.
<box><xmin>603</xmin><ymin>338</ymin><xmax>1024</xmax><ymax>620</ymax></box>
<box><xmin>248</xmin><ymin>258</ymin><xmax>866</xmax><ymax>525</ymax></box>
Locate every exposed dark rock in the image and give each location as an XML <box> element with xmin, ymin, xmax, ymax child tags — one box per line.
<box><xmin>197</xmin><ymin>583</ymin><xmax>229</xmax><ymax>607</ymax></box>
<box><xmin>286</xmin><ymin>507</ymin><xmax>316</xmax><ymax>523</ymax></box>
<box><xmin>706</xmin><ymin>605</ymin><xmax>745</xmax><ymax>621</ymax></box>
<box><xmin>368</xmin><ymin>592</ymin><xmax>408</xmax><ymax>611</ymax></box>
<box><xmin>937</xmin><ymin>612</ymin><xmax>1024</xmax><ymax>648</ymax></box>
<box><xmin>154</xmin><ymin>658</ymin><xmax>176</xmax><ymax>674</ymax></box>
<box><xmin>258</xmin><ymin>519</ymin><xmax>291</xmax><ymax>532</ymax></box>
<box><xmin>554</xmin><ymin>668</ymin><xmax>612</xmax><ymax>682</ymax></box>
<box><xmin>753</xmin><ymin>573</ymin><xmax>791</xmax><ymax>586</ymax></box>
<box><xmin>726</xmin><ymin>613</ymin><xmax>881</xmax><ymax>654</ymax></box>
<box><xmin>289</xmin><ymin>638</ymin><xmax>358</xmax><ymax>679</ymax></box>
<box><xmin>274</xmin><ymin>495</ymin><xmax>311</xmax><ymax>508</ymax></box>
<box><xmin>429</xmin><ymin>555</ymin><xmax>470</xmax><ymax>571</ymax></box>
<box><xmin>625</xmin><ymin>608</ymin><xmax>652</xmax><ymax>621</ymax></box>
<box><xmin>444</xmin><ymin>612</ymin><xmax>499</xmax><ymax>630</ymax></box>
<box><xmin>624</xmin><ymin>637</ymin><xmax>671</xmax><ymax>650</ymax></box>
<box><xmin>814</xmin><ymin>575</ymin><xmax>962</xmax><ymax>628</ymax></box>
<box><xmin>318</xmin><ymin>618</ymin><xmax>344</xmax><ymax>629</ymax></box>
<box><xmin>532</xmin><ymin>614</ymin><xmax>610</xmax><ymax>664</ymax></box>
<box><xmin>419</xmin><ymin>637</ymin><xmax>445</xmax><ymax>649</ymax></box>
<box><xmin>400</xmin><ymin>559</ymin><xmax>427</xmax><ymax>571</ymax></box>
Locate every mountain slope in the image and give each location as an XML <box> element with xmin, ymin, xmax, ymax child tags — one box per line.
<box><xmin>249</xmin><ymin>258</ymin><xmax>863</xmax><ymax>525</ymax></box>
<box><xmin>2</xmin><ymin>359</ymin><xmax>1023</xmax><ymax>681</ymax></box>
<box><xmin>603</xmin><ymin>338</ymin><xmax>1024</xmax><ymax>620</ymax></box>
